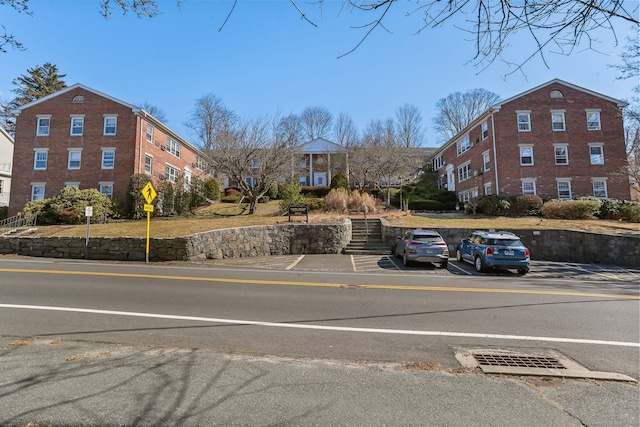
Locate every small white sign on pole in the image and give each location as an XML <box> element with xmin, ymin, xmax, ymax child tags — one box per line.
<box><xmin>85</xmin><ymin>206</ymin><xmax>93</xmax><ymax>217</ymax></box>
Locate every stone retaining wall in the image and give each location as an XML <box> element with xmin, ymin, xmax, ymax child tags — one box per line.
<box><xmin>380</xmin><ymin>219</ymin><xmax>640</xmax><ymax>267</ymax></box>
<box><xmin>0</xmin><ymin>221</ymin><xmax>352</xmax><ymax>262</ymax></box>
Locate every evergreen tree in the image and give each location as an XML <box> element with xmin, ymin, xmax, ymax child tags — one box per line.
<box><xmin>10</xmin><ymin>62</ymin><xmax>67</xmax><ymax>106</ymax></box>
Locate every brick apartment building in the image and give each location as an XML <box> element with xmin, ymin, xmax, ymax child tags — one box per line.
<box><xmin>9</xmin><ymin>84</ymin><xmax>213</xmax><ymax>216</ymax></box>
<box><xmin>431</xmin><ymin>79</ymin><xmax>631</xmax><ymax>203</ymax></box>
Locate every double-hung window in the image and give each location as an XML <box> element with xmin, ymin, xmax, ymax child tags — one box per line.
<box><xmin>551</xmin><ymin>110</ymin><xmax>566</xmax><ymax>131</ymax></box>
<box><xmin>36</xmin><ymin>116</ymin><xmax>51</xmax><ymax>136</ymax></box>
<box><xmin>521</xmin><ymin>179</ymin><xmax>536</xmax><ymax>195</ymax></box>
<box><xmin>517</xmin><ymin>111</ymin><xmax>531</xmax><ymax>132</ymax></box>
<box><xmin>101</xmin><ymin>148</ymin><xmax>115</xmax><ymax>169</ymax></box>
<box><xmin>481</xmin><ymin>121</ymin><xmax>489</xmax><ymax>139</ymax></box>
<box><xmin>457</xmin><ymin>163</ymin><xmax>471</xmax><ymax>182</ymax></box>
<box><xmin>145</xmin><ymin>155</ymin><xmax>153</xmax><ymax>174</ymax></box>
<box><xmin>146</xmin><ymin>124</ymin><xmax>154</xmax><ymax>142</ymax></box>
<box><xmin>104</xmin><ymin>116</ymin><xmax>117</xmax><ymax>135</ymax></box>
<box><xmin>554</xmin><ymin>145</ymin><xmax>568</xmax><ymax>165</ymax></box>
<box><xmin>482</xmin><ymin>151</ymin><xmax>490</xmax><ymax>172</ymax></box>
<box><xmin>165</xmin><ymin>164</ymin><xmax>179</xmax><ymax>183</ymax></box>
<box><xmin>34</xmin><ymin>149</ymin><xmax>48</xmax><ymax>170</ymax></box>
<box><xmin>99</xmin><ymin>182</ymin><xmax>114</xmax><ymax>198</ymax></box>
<box><xmin>557</xmin><ymin>180</ymin><xmax>572</xmax><ymax>200</ymax></box>
<box><xmin>586</xmin><ymin>110</ymin><xmax>601</xmax><ymax>130</ymax></box>
<box><xmin>68</xmin><ymin>149</ymin><xmax>82</xmax><ymax>170</ymax></box>
<box><xmin>70</xmin><ymin>116</ymin><xmax>84</xmax><ymax>136</ymax></box>
<box><xmin>519</xmin><ymin>145</ymin><xmax>534</xmax><ymax>166</ymax></box>
<box><xmin>31</xmin><ymin>184</ymin><xmax>46</xmax><ymax>201</ymax></box>
<box><xmin>456</xmin><ymin>135</ymin><xmax>471</xmax><ymax>156</ymax></box>
<box><xmin>167</xmin><ymin>138</ymin><xmax>181</xmax><ymax>158</ymax></box>
<box><xmin>589</xmin><ymin>144</ymin><xmax>604</xmax><ymax>165</ymax></box>
<box><xmin>592</xmin><ymin>180</ymin><xmax>608</xmax><ymax>198</ymax></box>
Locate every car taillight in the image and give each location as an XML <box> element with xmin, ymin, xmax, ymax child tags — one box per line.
<box><xmin>486</xmin><ymin>247</ymin><xmax>493</xmax><ymax>256</ymax></box>
<box><xmin>525</xmin><ymin>248</ymin><xmax>530</xmax><ymax>257</ymax></box>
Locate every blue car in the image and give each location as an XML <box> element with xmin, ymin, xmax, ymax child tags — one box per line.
<box><xmin>456</xmin><ymin>230</ymin><xmax>530</xmax><ymax>275</ymax></box>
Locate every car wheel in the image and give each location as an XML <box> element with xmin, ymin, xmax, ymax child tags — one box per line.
<box><xmin>403</xmin><ymin>251</ymin><xmax>410</xmax><ymax>267</ymax></box>
<box><xmin>456</xmin><ymin>249</ymin><xmax>463</xmax><ymax>262</ymax></box>
<box><xmin>474</xmin><ymin>256</ymin><xmax>485</xmax><ymax>273</ymax></box>
<box><xmin>517</xmin><ymin>266</ymin><xmax>529</xmax><ymax>275</ymax></box>
<box><xmin>440</xmin><ymin>259</ymin><xmax>448</xmax><ymax>269</ymax></box>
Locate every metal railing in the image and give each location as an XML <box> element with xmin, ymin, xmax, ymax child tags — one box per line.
<box><xmin>0</xmin><ymin>213</ymin><xmax>36</xmax><ymax>229</ymax></box>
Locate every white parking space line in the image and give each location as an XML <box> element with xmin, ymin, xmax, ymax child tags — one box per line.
<box><xmin>285</xmin><ymin>255</ymin><xmax>305</xmax><ymax>271</ymax></box>
<box><xmin>450</xmin><ymin>261</ymin><xmax>472</xmax><ymax>275</ymax></box>
<box><xmin>2</xmin><ymin>304</ymin><xmax>638</xmax><ymax>348</ymax></box>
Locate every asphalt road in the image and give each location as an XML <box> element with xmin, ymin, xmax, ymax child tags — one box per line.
<box><xmin>0</xmin><ymin>255</ymin><xmax>638</xmax><ymax>426</ymax></box>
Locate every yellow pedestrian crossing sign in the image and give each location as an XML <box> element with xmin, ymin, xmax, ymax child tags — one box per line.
<box><xmin>142</xmin><ymin>182</ymin><xmax>157</xmax><ymax>204</ymax></box>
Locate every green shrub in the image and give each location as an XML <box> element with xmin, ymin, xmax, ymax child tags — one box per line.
<box><xmin>597</xmin><ymin>198</ymin><xmax>623</xmax><ymax>219</ymax></box>
<box><xmin>23</xmin><ymin>187</ymin><xmax>115</xmax><ymax>225</ymax></box>
<box><xmin>619</xmin><ymin>203</ymin><xmax>640</xmax><ymax>223</ymax></box>
<box><xmin>330</xmin><ymin>172</ymin><xmax>350</xmax><ymax>191</ymax></box>
<box><xmin>279</xmin><ymin>178</ymin><xmax>305</xmax><ymax>210</ymax></box>
<box><xmin>302</xmin><ymin>198</ymin><xmax>326</xmax><ymax>211</ymax></box>
<box><xmin>478</xmin><ymin>195</ymin><xmax>511</xmax><ymax>216</ymax></box>
<box><xmin>511</xmin><ymin>194</ymin><xmax>543</xmax><ymax>216</ymax></box>
<box><xmin>221</xmin><ymin>195</ymin><xmax>241</xmax><ymax>203</ymax></box>
<box><xmin>204</xmin><ymin>177</ymin><xmax>221</xmax><ymax>201</ymax></box>
<box><xmin>301</xmin><ymin>186</ymin><xmax>331</xmax><ymax>198</ymax></box>
<box><xmin>540</xmin><ymin>199</ymin><xmax>601</xmax><ymax>220</ymax></box>
<box><xmin>127</xmin><ymin>174</ymin><xmax>151</xmax><ymax>219</ymax></box>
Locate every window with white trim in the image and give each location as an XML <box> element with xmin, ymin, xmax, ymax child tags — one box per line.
<box><xmin>299</xmin><ymin>176</ymin><xmax>307</xmax><ymax>186</ymax></box>
<box><xmin>433</xmin><ymin>155</ymin><xmax>444</xmax><ymax>170</ymax></box>
<box><xmin>245</xmin><ymin>177</ymin><xmax>258</xmax><ymax>187</ymax></box>
<box><xmin>551</xmin><ymin>110</ymin><xmax>566</xmax><ymax>131</ymax></box>
<box><xmin>592</xmin><ymin>180</ymin><xmax>608</xmax><ymax>198</ymax></box>
<box><xmin>70</xmin><ymin>116</ymin><xmax>84</xmax><ymax>136</ymax></box>
<box><xmin>34</xmin><ymin>150</ymin><xmax>48</xmax><ymax>170</ymax></box>
<box><xmin>456</xmin><ymin>135</ymin><xmax>471</xmax><ymax>156</ymax></box>
<box><xmin>457</xmin><ymin>163</ymin><xmax>471</xmax><ymax>182</ymax></box>
<box><xmin>167</xmin><ymin>138</ymin><xmax>181</xmax><ymax>158</ymax></box>
<box><xmin>104</xmin><ymin>116</ymin><xmax>117</xmax><ymax>135</ymax></box>
<box><xmin>0</xmin><ymin>180</ymin><xmax>3</xmax><ymax>195</ymax></box>
<box><xmin>145</xmin><ymin>155</ymin><xmax>153</xmax><ymax>174</ymax></box>
<box><xmin>484</xmin><ymin>183</ymin><xmax>492</xmax><ymax>196</ymax></box>
<box><xmin>521</xmin><ymin>180</ymin><xmax>536</xmax><ymax>195</ymax></box>
<box><xmin>519</xmin><ymin>146</ymin><xmax>534</xmax><ymax>166</ymax></box>
<box><xmin>554</xmin><ymin>145</ymin><xmax>568</xmax><ymax>165</ymax></box>
<box><xmin>101</xmin><ymin>149</ymin><xmax>115</xmax><ymax>169</ymax></box>
<box><xmin>146</xmin><ymin>124</ymin><xmax>154</xmax><ymax>142</ymax></box>
<box><xmin>68</xmin><ymin>149</ymin><xmax>82</xmax><ymax>170</ymax></box>
<box><xmin>31</xmin><ymin>184</ymin><xmax>45</xmax><ymax>201</ymax></box>
<box><xmin>557</xmin><ymin>180</ymin><xmax>572</xmax><ymax>200</ymax></box>
<box><xmin>481</xmin><ymin>121</ymin><xmax>489</xmax><ymax>140</ymax></box>
<box><xmin>299</xmin><ymin>158</ymin><xmax>307</xmax><ymax>168</ymax></box>
<box><xmin>251</xmin><ymin>159</ymin><xmax>259</xmax><ymax>168</ymax></box>
<box><xmin>65</xmin><ymin>182</ymin><xmax>80</xmax><ymax>188</ymax></box>
<box><xmin>586</xmin><ymin>110</ymin><xmax>601</xmax><ymax>130</ymax></box>
<box><xmin>99</xmin><ymin>182</ymin><xmax>114</xmax><ymax>198</ymax></box>
<box><xmin>482</xmin><ymin>152</ymin><xmax>490</xmax><ymax>172</ymax></box>
<box><xmin>589</xmin><ymin>144</ymin><xmax>604</xmax><ymax>165</ymax></box>
<box><xmin>165</xmin><ymin>164</ymin><xmax>179</xmax><ymax>183</ymax></box>
<box><xmin>517</xmin><ymin>112</ymin><xmax>531</xmax><ymax>132</ymax></box>
<box><xmin>36</xmin><ymin>116</ymin><xmax>51</xmax><ymax>136</ymax></box>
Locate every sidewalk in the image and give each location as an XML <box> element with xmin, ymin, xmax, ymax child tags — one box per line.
<box><xmin>1</xmin><ymin>336</ymin><xmax>638</xmax><ymax>426</ymax></box>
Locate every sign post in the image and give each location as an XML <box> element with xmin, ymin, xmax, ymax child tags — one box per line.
<box><xmin>85</xmin><ymin>206</ymin><xmax>93</xmax><ymax>259</ymax></box>
<box><xmin>141</xmin><ymin>182</ymin><xmax>157</xmax><ymax>263</ymax></box>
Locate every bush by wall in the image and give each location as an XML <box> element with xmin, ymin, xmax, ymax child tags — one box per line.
<box><xmin>540</xmin><ymin>199</ymin><xmax>602</xmax><ymax>220</ymax></box>
<box><xmin>478</xmin><ymin>195</ymin><xmax>511</xmax><ymax>216</ymax></box>
<box><xmin>511</xmin><ymin>194</ymin><xmax>543</xmax><ymax>216</ymax></box>
<box><xmin>22</xmin><ymin>187</ymin><xmax>115</xmax><ymax>225</ymax></box>
<box><xmin>301</xmin><ymin>186</ymin><xmax>331</xmax><ymax>198</ymax></box>
<box><xmin>619</xmin><ymin>203</ymin><xmax>640</xmax><ymax>222</ymax></box>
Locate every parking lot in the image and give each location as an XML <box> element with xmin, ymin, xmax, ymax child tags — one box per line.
<box><xmin>189</xmin><ymin>254</ymin><xmax>640</xmax><ymax>283</ymax></box>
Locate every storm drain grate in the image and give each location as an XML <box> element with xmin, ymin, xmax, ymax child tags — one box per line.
<box><xmin>473</xmin><ymin>354</ymin><xmax>566</xmax><ymax>369</ymax></box>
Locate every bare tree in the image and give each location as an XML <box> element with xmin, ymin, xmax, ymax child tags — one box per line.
<box><xmin>204</xmin><ymin>116</ymin><xmax>301</xmax><ymax>214</ymax></box>
<box><xmin>300</xmin><ymin>106</ymin><xmax>333</xmax><ymax>141</ymax></box>
<box><xmin>360</xmin><ymin>118</ymin><xmax>420</xmax><ymax>204</ymax></box>
<box><xmin>184</xmin><ymin>93</ymin><xmax>236</xmax><ymax>151</ymax></box>
<box><xmin>139</xmin><ymin>102</ymin><xmax>168</xmax><ymax>123</ymax></box>
<box><xmin>432</xmin><ymin>88</ymin><xmax>500</xmax><ymax>143</ymax></box>
<box><xmin>334</xmin><ymin>113</ymin><xmax>359</xmax><ymax>148</ymax></box>
<box><xmin>395</xmin><ymin>103</ymin><xmax>424</xmax><ymax>147</ymax></box>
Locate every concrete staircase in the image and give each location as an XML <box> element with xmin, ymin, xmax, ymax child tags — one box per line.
<box><xmin>343</xmin><ymin>218</ymin><xmax>391</xmax><ymax>255</ymax></box>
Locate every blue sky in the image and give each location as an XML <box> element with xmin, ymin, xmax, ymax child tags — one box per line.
<box><xmin>1</xmin><ymin>1</ymin><xmax>637</xmax><ymax>146</ymax></box>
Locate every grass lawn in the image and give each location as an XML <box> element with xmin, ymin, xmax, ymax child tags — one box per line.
<box><xmin>3</xmin><ymin>201</ymin><xmax>639</xmax><ymax>238</ymax></box>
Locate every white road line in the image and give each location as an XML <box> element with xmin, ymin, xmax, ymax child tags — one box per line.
<box><xmin>1</xmin><ymin>304</ymin><xmax>637</xmax><ymax>348</ymax></box>
<box><xmin>450</xmin><ymin>261</ymin><xmax>472</xmax><ymax>275</ymax></box>
<box><xmin>285</xmin><ymin>255</ymin><xmax>305</xmax><ymax>271</ymax></box>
